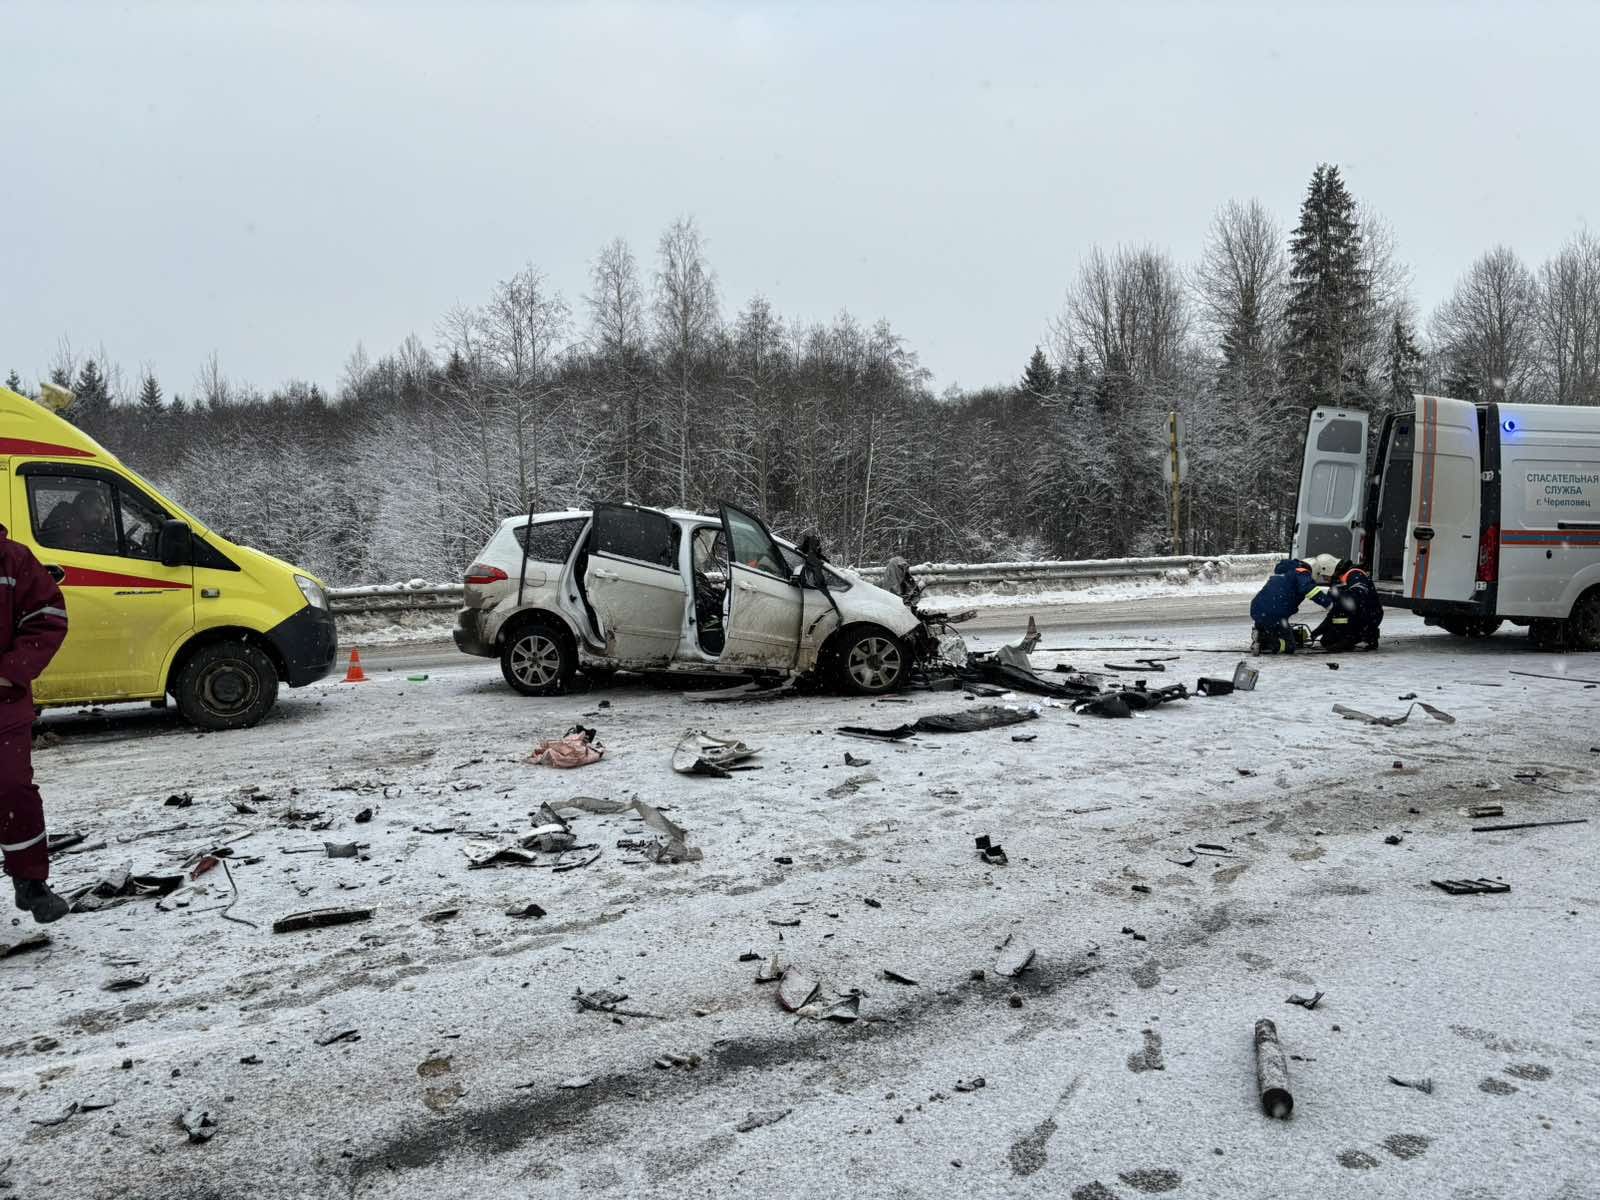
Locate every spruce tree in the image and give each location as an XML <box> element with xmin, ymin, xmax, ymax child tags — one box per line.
<box><xmin>1020</xmin><ymin>346</ymin><xmax>1055</xmax><ymax>396</ymax></box>
<box><xmin>69</xmin><ymin>359</ymin><xmax>112</xmax><ymax>429</ymax></box>
<box><xmin>1284</xmin><ymin>164</ymin><xmax>1367</xmax><ymax>408</ymax></box>
<box><xmin>1383</xmin><ymin>315</ymin><xmax>1423</xmax><ymax>409</ymax></box>
<box><xmin>138</xmin><ymin>371</ymin><xmax>164</xmax><ymax>413</ymax></box>
<box><xmin>4</xmin><ymin>369</ymin><xmax>22</xmax><ymax>394</ymax></box>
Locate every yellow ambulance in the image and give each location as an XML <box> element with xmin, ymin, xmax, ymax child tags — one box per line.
<box><xmin>1</xmin><ymin>383</ymin><xmax>337</xmax><ymax>728</ymax></box>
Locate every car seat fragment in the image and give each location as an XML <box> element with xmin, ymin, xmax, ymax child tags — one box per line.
<box><xmin>1332</xmin><ymin>702</ymin><xmax>1455</xmax><ymax>727</ymax></box>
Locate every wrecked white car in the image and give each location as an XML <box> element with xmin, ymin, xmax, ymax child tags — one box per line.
<box><xmin>453</xmin><ymin>502</ymin><xmax>937</xmax><ymax>696</ymax></box>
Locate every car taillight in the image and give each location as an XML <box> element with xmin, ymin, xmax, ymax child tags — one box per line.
<box><xmin>1476</xmin><ymin>524</ymin><xmax>1499</xmax><ymax>583</ymax></box>
<box><xmin>465</xmin><ymin>564</ymin><xmax>508</xmax><ymax>586</ymax></box>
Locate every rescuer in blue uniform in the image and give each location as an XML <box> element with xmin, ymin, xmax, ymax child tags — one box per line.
<box><xmin>1249</xmin><ymin>558</ymin><xmax>1324</xmax><ymax>654</ymax></box>
<box><xmin>1310</xmin><ymin>559</ymin><xmax>1383</xmax><ymax>651</ymax></box>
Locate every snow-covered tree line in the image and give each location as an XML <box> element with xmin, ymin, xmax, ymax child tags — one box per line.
<box><xmin>12</xmin><ymin>169</ymin><xmax>1600</xmax><ymax>583</ymax></box>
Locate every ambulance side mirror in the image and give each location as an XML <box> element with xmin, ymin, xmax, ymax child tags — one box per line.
<box><xmin>158</xmin><ymin>519</ymin><xmax>194</xmax><ymax>568</ymax></box>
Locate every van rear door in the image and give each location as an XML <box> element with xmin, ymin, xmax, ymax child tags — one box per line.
<box><xmin>1405</xmin><ymin>395</ymin><xmax>1482</xmax><ymax>604</ymax></box>
<box><xmin>1292</xmin><ymin>408</ymin><xmax>1369</xmax><ymax>562</ymax></box>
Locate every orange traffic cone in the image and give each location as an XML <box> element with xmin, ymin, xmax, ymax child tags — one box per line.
<box><xmin>342</xmin><ymin>649</ymin><xmax>368</xmax><ymax>683</ymax></box>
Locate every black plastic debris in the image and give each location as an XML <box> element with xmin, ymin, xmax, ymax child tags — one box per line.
<box><xmin>315</xmin><ymin>1027</ymin><xmax>360</xmax><ymax>1047</ymax></box>
<box><xmin>1196</xmin><ymin>677</ymin><xmax>1235</xmax><ymax>697</ymax></box>
<box><xmin>1388</xmin><ymin>1075</ymin><xmax>1435</xmax><ymax>1094</ymax></box>
<box><xmin>0</xmin><ymin>931</ymin><xmax>51</xmax><ymax>958</ymax></box>
<box><xmin>324</xmin><ymin>842</ymin><xmax>362</xmax><ymax>859</ymax></box>
<box><xmin>954</xmin><ymin>1077</ymin><xmax>987</xmax><ymax>1093</ymax></box>
<box><xmin>1384</xmin><ymin>834</ymin><xmax>1404</xmax><ymax>846</ymax></box>
<box><xmin>738</xmin><ymin>951</ymin><xmax>763</xmax><ymax>963</ymax></box>
<box><xmin>975</xmin><ymin>835</ymin><xmax>1008</xmax><ymax>866</ymax></box>
<box><xmin>354</xmin><ymin>808</ymin><xmax>373</xmax><ymax>824</ymax></box>
<box><xmin>843</xmin><ymin>752</ymin><xmax>872</xmax><ymax>767</ymax></box>
<box><xmin>1285</xmin><ymin>991</ymin><xmax>1324</xmax><ymax>1010</ymax></box>
<box><xmin>46</xmin><ymin>831</ymin><xmax>85</xmax><ymax>854</ymax></box>
<box><xmin>505</xmin><ymin>902</ymin><xmax>546</xmax><ymax>919</ymax></box>
<box><xmin>575</xmin><ymin>988</ymin><xmax>663</xmax><ymax>1019</ymax></box>
<box><xmin>883</xmin><ymin>968</ymin><xmax>919</xmax><ymax>985</ymax></box>
<box><xmin>1011</xmin><ymin>733</ymin><xmax>1037</xmax><ymax>743</ymax></box>
<box><xmin>164</xmin><ymin>792</ymin><xmax>193</xmax><ymax>808</ymax></box>
<box><xmin>840</xmin><ymin>705</ymin><xmax>1038</xmax><ymax>740</ymax></box>
<box><xmin>69</xmin><ymin>868</ymin><xmax>183</xmax><ymax>913</ymax></box>
<box><xmin>271</xmin><ymin>905</ymin><xmax>374</xmax><ymax>934</ymax></box>
<box><xmin>178</xmin><ymin>1108</ymin><xmax>218</xmax><ymax>1143</ymax></box>
<box><xmin>1471</xmin><ymin>818</ymin><xmax>1588</xmax><ymax>833</ymax></box>
<box><xmin>1431</xmin><ymin>878</ymin><xmax>1511</xmax><ymax>895</ymax></box>
<box><xmin>1072</xmin><ymin>693</ymin><xmax>1133</xmax><ymax>718</ymax></box>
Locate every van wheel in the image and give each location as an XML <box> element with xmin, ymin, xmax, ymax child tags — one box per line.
<box><xmin>1437</xmin><ymin>617</ymin><xmax>1503</xmax><ymax>638</ymax></box>
<box><xmin>1529</xmin><ymin>618</ymin><xmax>1572</xmax><ymax>651</ymax></box>
<box><xmin>174</xmin><ymin>640</ymin><xmax>279</xmax><ymax>730</ymax></box>
<box><xmin>832</xmin><ymin>625</ymin><xmax>908</xmax><ymax>696</ymax></box>
<box><xmin>1569</xmin><ymin>589</ymin><xmax>1600</xmax><ymax>651</ymax></box>
<box><xmin>501</xmin><ymin>619</ymin><xmax>574</xmax><ymax>696</ymax></box>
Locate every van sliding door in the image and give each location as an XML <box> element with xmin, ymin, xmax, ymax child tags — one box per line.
<box><xmin>1405</xmin><ymin>395</ymin><xmax>1482</xmax><ymax>603</ymax></box>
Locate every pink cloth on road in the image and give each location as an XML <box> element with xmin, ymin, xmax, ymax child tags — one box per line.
<box><xmin>526</xmin><ymin>732</ymin><xmax>604</xmax><ymax>769</ymax></box>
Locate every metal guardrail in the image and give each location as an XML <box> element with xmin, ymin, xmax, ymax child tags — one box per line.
<box><xmin>328</xmin><ymin>553</ymin><xmax>1282</xmax><ymax>617</ymax></box>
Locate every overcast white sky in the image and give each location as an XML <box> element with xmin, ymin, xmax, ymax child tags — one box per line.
<box><xmin>3</xmin><ymin>1</ymin><xmax>1596</xmax><ymax>399</ymax></box>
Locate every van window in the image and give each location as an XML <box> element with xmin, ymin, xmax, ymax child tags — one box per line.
<box><xmin>116</xmin><ymin>484</ymin><xmax>169</xmax><ymax>561</ymax></box>
<box><xmin>29</xmin><ymin>475</ymin><xmax>119</xmax><ymax>556</ymax></box>
<box><xmin>514</xmin><ymin>518</ymin><xmax>585</xmax><ymax>564</ymax></box>
<box><xmin>1317</xmin><ymin>418</ymin><xmax>1365</xmax><ymax>454</ymax></box>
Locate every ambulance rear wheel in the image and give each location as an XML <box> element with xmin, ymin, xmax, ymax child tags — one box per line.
<box><xmin>174</xmin><ymin>640</ymin><xmax>279</xmax><ymax>730</ymax></box>
<box><xmin>1569</xmin><ymin>589</ymin><xmax>1600</xmax><ymax>651</ymax></box>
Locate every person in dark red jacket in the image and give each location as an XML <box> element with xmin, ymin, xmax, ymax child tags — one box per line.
<box><xmin>1</xmin><ymin>524</ymin><xmax>71</xmax><ymax>922</ymax></box>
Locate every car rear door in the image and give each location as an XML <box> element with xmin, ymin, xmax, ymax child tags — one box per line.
<box><xmin>718</xmin><ymin>503</ymin><xmax>803</xmax><ymax>668</ymax></box>
<box><xmin>1292</xmin><ymin>407</ymin><xmax>1370</xmax><ymax>563</ymax></box>
<box><xmin>581</xmin><ymin>504</ymin><xmax>685</xmax><ymax>665</ymax></box>
<box><xmin>1405</xmin><ymin>395</ymin><xmax>1482</xmax><ymax>603</ymax></box>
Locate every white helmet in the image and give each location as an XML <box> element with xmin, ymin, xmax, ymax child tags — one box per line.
<box><xmin>1308</xmin><ymin>554</ymin><xmax>1341</xmax><ymax>584</ymax></box>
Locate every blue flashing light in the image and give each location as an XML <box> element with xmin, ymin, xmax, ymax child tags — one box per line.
<box><xmin>1502</xmin><ymin>418</ymin><xmax>1517</xmax><ymax>433</ymax></box>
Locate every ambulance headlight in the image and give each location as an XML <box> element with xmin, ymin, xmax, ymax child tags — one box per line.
<box><xmin>294</xmin><ymin>574</ymin><xmax>329</xmax><ymax>610</ymax></box>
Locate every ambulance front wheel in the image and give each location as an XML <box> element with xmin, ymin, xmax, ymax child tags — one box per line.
<box><xmin>174</xmin><ymin>640</ymin><xmax>280</xmax><ymax>730</ymax></box>
<box><xmin>1570</xmin><ymin>588</ymin><xmax>1600</xmax><ymax>652</ymax></box>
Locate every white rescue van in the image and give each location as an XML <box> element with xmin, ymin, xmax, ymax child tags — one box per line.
<box><xmin>1293</xmin><ymin>396</ymin><xmax>1600</xmax><ymax>649</ymax></box>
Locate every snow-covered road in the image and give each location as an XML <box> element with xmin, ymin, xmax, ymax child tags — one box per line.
<box><xmin>5</xmin><ymin>608</ymin><xmax>1599</xmax><ymax>1200</ymax></box>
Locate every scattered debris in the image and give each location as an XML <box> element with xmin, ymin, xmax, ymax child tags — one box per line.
<box><xmin>69</xmin><ymin>867</ymin><xmax>183</xmax><ymax>913</ymax></box>
<box><xmin>46</xmin><ymin>831</ymin><xmax>85</xmax><ymax>854</ymax></box>
<box><xmin>1195</xmin><ymin>677</ymin><xmax>1235</xmax><ymax>697</ymax></box>
<box><xmin>840</xmin><ymin>705</ymin><xmax>1038</xmax><ymax>739</ymax></box>
<box><xmin>954</xmin><ymin>1076</ymin><xmax>987</xmax><ymax>1092</ymax></box>
<box><xmin>1470</xmin><ymin>818</ymin><xmax>1588</xmax><ymax>833</ymax></box>
<box><xmin>632</xmin><ymin>798</ymin><xmax>703</xmax><ymax>863</ymax></box>
<box><xmin>672</xmin><ymin>731</ymin><xmax>760</xmax><ymax>777</ymax></box>
<box><xmin>1131</xmin><ymin>884</ymin><xmax>1152</xmax><ymax>894</ymax></box>
<box><xmin>528</xmin><ymin>725</ymin><xmax>605</xmax><ymax>768</ymax></box>
<box><xmin>1286</xmin><ymin>991</ymin><xmax>1324</xmax><ymax>1010</ymax></box>
<box><xmin>777</xmin><ymin>967</ymin><xmax>820</xmax><ymax>1012</ymax></box>
<box><xmin>995</xmin><ymin>934</ymin><xmax>1036</xmax><ymax>978</ymax></box>
<box><xmin>467</xmin><ymin>848</ymin><xmax>541</xmax><ymax>870</ymax></box>
<box><xmin>756</xmin><ymin>955</ymin><xmax>782</xmax><ymax>983</ymax></box>
<box><xmin>826</xmin><ymin>772</ymin><xmax>879</xmax><ymax>799</ymax></box>
<box><xmin>1332</xmin><ymin>702</ymin><xmax>1455</xmax><ymax>727</ymax></box>
<box><xmin>552</xmin><ymin>849</ymin><xmax>602</xmax><ymax>872</ymax></box>
<box><xmin>684</xmin><ymin>679</ymin><xmax>796</xmax><ymax>703</ymax></box>
<box><xmin>822</xmin><ymin>992</ymin><xmax>862</xmax><ymax>1022</ymax></box>
<box><xmin>557</xmin><ymin>1075</ymin><xmax>595</xmax><ymax>1089</ymax></box>
<box><xmin>1384</xmin><ymin>834</ymin><xmax>1404</xmax><ymax>846</ymax></box>
<box><xmin>354</xmin><ymin>808</ymin><xmax>373</xmax><ymax>824</ymax></box>
<box><xmin>1072</xmin><ymin>693</ymin><xmax>1134</xmax><ymax>718</ymax></box>
<box><xmin>271</xmin><ymin>906</ymin><xmax>375</xmax><ymax>934</ymax></box>
<box><xmin>1509</xmin><ymin>669</ymin><xmax>1600</xmax><ymax>685</ymax></box>
<box><xmin>178</xmin><ymin>1107</ymin><xmax>217</xmax><ymax>1143</ymax></box>
<box><xmin>843</xmin><ymin>752</ymin><xmax>872</xmax><ymax>767</ymax></box>
<box><xmin>975</xmin><ymin>834</ymin><xmax>1008</xmax><ymax>866</ymax></box>
<box><xmin>505</xmin><ymin>901</ymin><xmax>546</xmax><ymax>919</ymax></box>
<box><xmin>30</xmin><ymin>1102</ymin><xmax>78</xmax><ymax>1127</ymax></box>
<box><xmin>1431</xmin><ymin>878</ymin><xmax>1511</xmax><ymax>895</ymax></box>
<box><xmin>736</xmin><ymin>1108</ymin><xmax>792</xmax><ymax>1133</ymax></box>
<box><xmin>1191</xmin><ymin>843</ymin><xmax>1235</xmax><ymax>858</ymax></box>
<box><xmin>421</xmin><ymin>907</ymin><xmax>460</xmax><ymax>923</ymax></box>
<box><xmin>1232</xmin><ymin>661</ymin><xmax>1259</xmax><ymax>691</ymax></box>
<box><xmin>324</xmin><ymin>841</ymin><xmax>363</xmax><ymax>859</ymax></box>
<box><xmin>1167</xmin><ymin>854</ymin><xmax>1197</xmax><ymax>868</ymax></box>
<box><xmin>883</xmin><ymin>967</ymin><xmax>919</xmax><ymax>985</ymax></box>
<box><xmin>768</xmin><ymin>918</ymin><xmax>801</xmax><ymax>928</ymax></box>
<box><xmin>1</xmin><ymin>931</ymin><xmax>51</xmax><ymax>959</ymax></box>
<box><xmin>315</xmin><ymin>1028</ymin><xmax>361</xmax><ymax>1046</ymax></box>
<box><xmin>102</xmin><ymin>974</ymin><xmax>150</xmax><ymax>992</ymax></box>
<box><xmin>164</xmin><ymin>792</ymin><xmax>194</xmax><ymax>808</ymax></box>
<box><xmin>1398</xmin><ymin>692</ymin><xmax>1418</xmax><ymax>701</ymax></box>
<box><xmin>1253</xmin><ymin>1018</ymin><xmax>1294</xmax><ymax>1119</ymax></box>
<box><xmin>1011</xmin><ymin>733</ymin><xmax>1037</xmax><ymax>743</ymax></box>
<box><xmin>562</xmin><ymin>795</ymin><xmax>632</xmax><ymax>815</ymax></box>
<box><xmin>1388</xmin><ymin>1075</ymin><xmax>1435</xmax><ymax>1094</ymax></box>
<box><xmin>574</xmin><ymin>988</ymin><xmax>664</xmax><ymax>1020</ymax></box>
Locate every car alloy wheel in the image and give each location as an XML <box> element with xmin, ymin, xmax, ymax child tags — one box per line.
<box><xmin>847</xmin><ymin>635</ymin><xmax>904</xmax><ymax>692</ymax></box>
<box><xmin>509</xmin><ymin>632</ymin><xmax>564</xmax><ymax>688</ymax></box>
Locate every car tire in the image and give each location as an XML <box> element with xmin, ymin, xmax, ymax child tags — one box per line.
<box><xmin>174</xmin><ymin>640</ymin><xmax>279</xmax><ymax>730</ymax></box>
<box><xmin>1569</xmin><ymin>589</ymin><xmax>1600</xmax><ymax>651</ymax></box>
<box><xmin>1436</xmin><ymin>616</ymin><xmax>1503</xmax><ymax>639</ymax></box>
<box><xmin>832</xmin><ymin>625</ymin><xmax>909</xmax><ymax>696</ymax></box>
<box><xmin>1528</xmin><ymin>618</ymin><xmax>1571</xmax><ymax>651</ymax></box>
<box><xmin>500</xmin><ymin>618</ymin><xmax>575</xmax><ymax>696</ymax></box>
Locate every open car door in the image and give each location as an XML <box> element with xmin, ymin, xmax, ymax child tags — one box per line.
<box><xmin>1292</xmin><ymin>407</ymin><xmax>1369</xmax><ymax>562</ymax></box>
<box><xmin>1404</xmin><ymin>395</ymin><xmax>1482</xmax><ymax>603</ymax></box>
<box><xmin>718</xmin><ymin>502</ymin><xmax>804</xmax><ymax>668</ymax></box>
<box><xmin>581</xmin><ymin>504</ymin><xmax>686</xmax><ymax>665</ymax></box>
